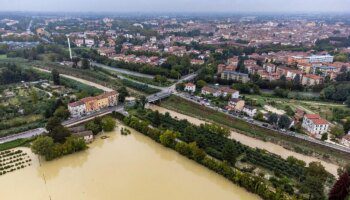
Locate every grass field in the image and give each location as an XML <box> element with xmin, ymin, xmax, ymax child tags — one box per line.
<box><xmin>160</xmin><ymin>95</ymin><xmax>350</xmax><ymax>164</ymax></box>
<box><xmin>0</xmin><ymin>54</ymin><xmax>7</xmax><ymax>59</ymax></box>
<box><xmin>0</xmin><ymin>138</ymin><xmax>34</xmax><ymax>151</ymax></box>
<box><xmin>245</xmin><ymin>94</ymin><xmax>348</xmax><ymax>121</ymax></box>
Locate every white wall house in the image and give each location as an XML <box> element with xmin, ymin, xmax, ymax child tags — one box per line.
<box><xmin>68</xmin><ymin>101</ymin><xmax>87</xmax><ymax>118</ymax></box>
<box><xmin>184</xmin><ymin>83</ymin><xmax>196</xmax><ymax>93</ymax></box>
<box><xmin>242</xmin><ymin>106</ymin><xmax>257</xmax><ymax>117</ymax></box>
<box><xmin>302</xmin><ymin>114</ymin><xmax>329</xmax><ymax>139</ymax></box>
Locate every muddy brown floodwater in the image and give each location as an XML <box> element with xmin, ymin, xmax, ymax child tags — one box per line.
<box><xmin>0</xmin><ymin>122</ymin><xmax>260</xmax><ymax>200</ymax></box>
<box><xmin>148</xmin><ymin>104</ymin><xmax>340</xmax><ymax>176</ymax></box>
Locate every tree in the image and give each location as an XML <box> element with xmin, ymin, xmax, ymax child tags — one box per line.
<box><xmin>286</xmin><ymin>156</ymin><xmax>306</xmax><ymax>167</ymax></box>
<box><xmin>196</xmin><ymin>80</ymin><xmax>207</xmax><ymax>89</ymax></box>
<box><xmin>117</xmin><ymin>86</ymin><xmax>129</xmax><ymax>102</ymax></box>
<box><xmin>268</xmin><ymin>113</ymin><xmax>279</xmax><ymax>125</ymax></box>
<box><xmin>331</xmin><ymin>125</ymin><xmax>345</xmax><ymax>139</ymax></box>
<box><xmin>278</xmin><ymin>115</ymin><xmax>291</xmax><ymax>129</ymax></box>
<box><xmin>188</xmin><ymin>142</ymin><xmax>206</xmax><ymax>162</ymax></box>
<box><xmin>321</xmin><ymin>133</ymin><xmax>328</xmax><ymax>141</ymax></box>
<box><xmin>54</xmin><ymin>106</ymin><xmax>70</xmax><ymax>120</ymax></box>
<box><xmin>49</xmin><ymin>125</ymin><xmax>71</xmax><ymax>143</ymax></box>
<box><xmin>85</xmin><ymin>121</ymin><xmax>102</xmax><ymax>135</ymax></box>
<box><xmin>343</xmin><ymin>118</ymin><xmax>350</xmax><ymax>133</ymax></box>
<box><xmin>301</xmin><ymin>162</ymin><xmax>328</xmax><ymax>200</ymax></box>
<box><xmin>254</xmin><ymin>112</ymin><xmax>264</xmax><ymax>121</ymax></box>
<box><xmin>46</xmin><ymin>117</ymin><xmax>61</xmax><ymax>132</ymax></box>
<box><xmin>329</xmin><ymin>172</ymin><xmax>350</xmax><ymax>200</ymax></box>
<box><xmin>222</xmin><ymin>142</ymin><xmax>239</xmax><ymax>165</ymax></box>
<box><xmin>101</xmin><ymin>116</ymin><xmax>116</xmax><ymax>132</ymax></box>
<box><xmin>51</xmin><ymin>69</ymin><xmax>60</xmax><ymax>85</ymax></box>
<box><xmin>175</xmin><ymin>142</ymin><xmax>192</xmax><ymax>157</ymax></box>
<box><xmin>139</xmin><ymin>95</ymin><xmax>147</xmax><ymax>109</ymax></box>
<box><xmin>159</xmin><ymin>130</ymin><xmax>178</xmax><ymax>148</ymax></box>
<box><xmin>293</xmin><ymin>74</ymin><xmax>301</xmax><ymax>86</ymax></box>
<box><xmin>30</xmin><ymin>88</ymin><xmax>38</xmax><ymax>104</ymax></box>
<box><xmin>81</xmin><ymin>58</ymin><xmax>90</xmax><ymax>69</ymax></box>
<box><xmin>31</xmin><ymin>136</ymin><xmax>54</xmax><ymax>156</ymax></box>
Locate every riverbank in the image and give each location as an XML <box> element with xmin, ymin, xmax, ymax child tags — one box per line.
<box><xmin>148</xmin><ymin>104</ymin><xmax>339</xmax><ymax>176</ymax></box>
<box><xmin>0</xmin><ymin>122</ymin><xmax>260</xmax><ymax>200</ymax></box>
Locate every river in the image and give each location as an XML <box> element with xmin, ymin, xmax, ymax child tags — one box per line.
<box><xmin>147</xmin><ymin>104</ymin><xmax>340</xmax><ymax>176</ymax></box>
<box><xmin>0</xmin><ymin>122</ymin><xmax>260</xmax><ymax>200</ymax></box>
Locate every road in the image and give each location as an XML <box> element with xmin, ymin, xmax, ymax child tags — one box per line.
<box><xmin>92</xmin><ymin>62</ymin><xmax>156</xmax><ymax>79</ymax></box>
<box><xmin>0</xmin><ymin>128</ymin><xmax>46</xmax><ymax>144</ymax></box>
<box><xmin>62</xmin><ymin>105</ymin><xmax>125</xmax><ymax>127</ymax></box>
<box><xmin>0</xmin><ymin>106</ymin><xmax>125</xmax><ymax>144</ymax></box>
<box><xmin>176</xmin><ymin>92</ymin><xmax>350</xmax><ymax>154</ymax></box>
<box><xmin>34</xmin><ymin>67</ymin><xmax>114</xmax><ymax>92</ymax></box>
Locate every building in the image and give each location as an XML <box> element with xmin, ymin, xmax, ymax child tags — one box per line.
<box><xmin>201</xmin><ymin>86</ymin><xmax>217</xmax><ymax>96</ymax></box>
<box><xmin>68</xmin><ymin>101</ymin><xmax>87</xmax><ymax>118</ymax></box>
<box><xmin>220</xmin><ymin>87</ymin><xmax>239</xmax><ymax>98</ymax></box>
<box><xmin>242</xmin><ymin>106</ymin><xmax>257</xmax><ymax>117</ymax></box>
<box><xmin>227</xmin><ymin>98</ymin><xmax>245</xmax><ymax>111</ymax></box>
<box><xmin>74</xmin><ymin>131</ymin><xmax>94</xmax><ymax>143</ymax></box>
<box><xmin>221</xmin><ymin>71</ymin><xmax>250</xmax><ymax>83</ymax></box>
<box><xmin>302</xmin><ymin>114</ymin><xmax>329</xmax><ymax>138</ymax></box>
<box><xmin>307</xmin><ymin>55</ymin><xmax>334</xmax><ymax>63</ymax></box>
<box><xmin>301</xmin><ymin>74</ymin><xmax>323</xmax><ymax>86</ymax></box>
<box><xmin>184</xmin><ymin>83</ymin><xmax>196</xmax><ymax>93</ymax></box>
<box><xmin>98</xmin><ymin>47</ymin><xmax>116</xmax><ymax>57</ymax></box>
<box><xmin>68</xmin><ymin>91</ymin><xmax>118</xmax><ymax>117</ymax></box>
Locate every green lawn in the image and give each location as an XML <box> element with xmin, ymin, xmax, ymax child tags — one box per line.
<box><xmin>160</xmin><ymin>95</ymin><xmax>350</xmax><ymax>164</ymax></box>
<box><xmin>0</xmin><ymin>138</ymin><xmax>34</xmax><ymax>151</ymax></box>
<box><xmin>0</xmin><ymin>54</ymin><xmax>7</xmax><ymax>59</ymax></box>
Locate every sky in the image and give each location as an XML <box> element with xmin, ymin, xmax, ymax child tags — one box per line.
<box><xmin>0</xmin><ymin>0</ymin><xmax>349</xmax><ymax>13</ymax></box>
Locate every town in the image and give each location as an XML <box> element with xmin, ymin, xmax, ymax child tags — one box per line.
<box><xmin>0</xmin><ymin>8</ymin><xmax>350</xmax><ymax>200</ymax></box>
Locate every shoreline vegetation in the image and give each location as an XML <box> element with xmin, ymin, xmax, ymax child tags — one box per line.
<box><xmin>160</xmin><ymin>95</ymin><xmax>349</xmax><ymax>166</ymax></box>
<box><xmin>118</xmin><ymin>107</ymin><xmax>334</xmax><ymax>200</ymax></box>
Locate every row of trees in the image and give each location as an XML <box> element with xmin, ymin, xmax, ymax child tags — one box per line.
<box><xmin>0</xmin><ymin>63</ymin><xmax>40</xmax><ymax>85</ymax></box>
<box><xmin>122</xmin><ymin>114</ymin><xmax>294</xmax><ymax>200</ymax></box>
<box><xmin>133</xmin><ymin>109</ymin><xmax>334</xmax><ymax>198</ymax></box>
<box><xmin>74</xmin><ymin>48</ymin><xmax>201</xmax><ymax>79</ymax></box>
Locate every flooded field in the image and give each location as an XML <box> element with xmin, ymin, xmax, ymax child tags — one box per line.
<box><xmin>148</xmin><ymin>104</ymin><xmax>339</xmax><ymax>176</ymax></box>
<box><xmin>0</xmin><ymin>123</ymin><xmax>260</xmax><ymax>200</ymax></box>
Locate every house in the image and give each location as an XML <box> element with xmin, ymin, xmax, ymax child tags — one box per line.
<box><xmin>68</xmin><ymin>101</ymin><xmax>87</xmax><ymax>118</ymax></box>
<box><xmin>74</xmin><ymin>131</ymin><xmax>94</xmax><ymax>143</ymax></box>
<box><xmin>98</xmin><ymin>47</ymin><xmax>116</xmax><ymax>57</ymax></box>
<box><xmin>227</xmin><ymin>98</ymin><xmax>245</xmax><ymax>111</ymax></box>
<box><xmin>302</xmin><ymin>114</ymin><xmax>329</xmax><ymax>139</ymax></box>
<box><xmin>184</xmin><ymin>83</ymin><xmax>196</xmax><ymax>93</ymax></box>
<box><xmin>227</xmin><ymin>57</ymin><xmax>239</xmax><ymax>66</ymax></box>
<box><xmin>201</xmin><ymin>86</ymin><xmax>217</xmax><ymax>96</ymax></box>
<box><xmin>221</xmin><ymin>71</ymin><xmax>250</xmax><ymax>83</ymax></box>
<box><xmin>301</xmin><ymin>74</ymin><xmax>323</xmax><ymax>86</ymax></box>
<box><xmin>263</xmin><ymin>63</ymin><xmax>276</xmax><ymax>73</ymax></box>
<box><xmin>220</xmin><ymin>87</ymin><xmax>239</xmax><ymax>98</ymax></box>
<box><xmin>341</xmin><ymin>133</ymin><xmax>350</xmax><ymax>147</ymax></box>
<box><xmin>242</xmin><ymin>106</ymin><xmax>257</xmax><ymax>117</ymax></box>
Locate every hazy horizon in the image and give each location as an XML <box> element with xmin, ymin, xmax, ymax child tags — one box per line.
<box><xmin>0</xmin><ymin>0</ymin><xmax>350</xmax><ymax>13</ymax></box>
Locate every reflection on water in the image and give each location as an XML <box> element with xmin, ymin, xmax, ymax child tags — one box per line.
<box><xmin>148</xmin><ymin>104</ymin><xmax>339</xmax><ymax>176</ymax></box>
<box><xmin>0</xmin><ymin>123</ymin><xmax>260</xmax><ymax>200</ymax></box>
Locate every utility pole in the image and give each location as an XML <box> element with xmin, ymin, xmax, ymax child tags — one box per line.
<box><xmin>67</xmin><ymin>35</ymin><xmax>73</xmax><ymax>61</ymax></box>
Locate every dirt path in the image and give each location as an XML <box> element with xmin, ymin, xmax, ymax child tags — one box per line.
<box><xmin>34</xmin><ymin>67</ymin><xmax>114</xmax><ymax>92</ymax></box>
